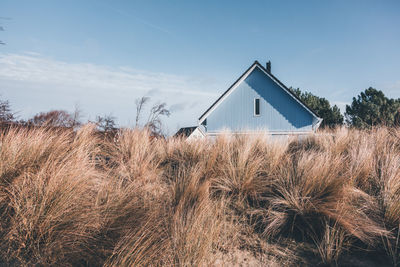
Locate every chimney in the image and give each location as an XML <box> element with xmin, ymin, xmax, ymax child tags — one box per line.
<box><xmin>266</xmin><ymin>61</ymin><xmax>271</xmax><ymax>73</ymax></box>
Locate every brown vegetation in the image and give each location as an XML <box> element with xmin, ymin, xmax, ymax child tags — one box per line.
<box><xmin>0</xmin><ymin>125</ymin><xmax>399</xmax><ymax>266</ymax></box>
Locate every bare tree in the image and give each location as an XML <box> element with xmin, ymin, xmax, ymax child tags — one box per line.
<box><xmin>29</xmin><ymin>110</ymin><xmax>77</xmax><ymax>127</ymax></box>
<box><xmin>134</xmin><ymin>96</ymin><xmax>171</xmax><ymax>136</ymax></box>
<box><xmin>0</xmin><ymin>97</ymin><xmax>15</xmax><ymax>122</ymax></box>
<box><xmin>96</xmin><ymin>114</ymin><xmax>117</xmax><ymax>132</ymax></box>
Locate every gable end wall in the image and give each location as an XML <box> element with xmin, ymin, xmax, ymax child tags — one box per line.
<box><xmin>204</xmin><ymin>67</ymin><xmax>315</xmax><ymax>133</ymax></box>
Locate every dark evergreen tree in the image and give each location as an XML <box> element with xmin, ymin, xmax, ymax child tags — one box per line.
<box><xmin>290</xmin><ymin>88</ymin><xmax>343</xmax><ymax>128</ymax></box>
<box><xmin>345</xmin><ymin>87</ymin><xmax>400</xmax><ymax>128</ymax></box>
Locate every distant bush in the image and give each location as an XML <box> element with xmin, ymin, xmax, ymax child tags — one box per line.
<box><xmin>28</xmin><ymin>109</ymin><xmax>82</xmax><ymax>128</ymax></box>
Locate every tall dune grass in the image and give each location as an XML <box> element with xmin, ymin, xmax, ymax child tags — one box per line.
<box><xmin>0</xmin><ymin>125</ymin><xmax>399</xmax><ymax>266</ymax></box>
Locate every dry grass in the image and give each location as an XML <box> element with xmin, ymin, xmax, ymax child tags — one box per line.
<box><xmin>0</xmin><ymin>125</ymin><xmax>399</xmax><ymax>266</ymax></box>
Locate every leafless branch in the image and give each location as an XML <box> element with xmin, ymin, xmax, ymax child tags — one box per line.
<box><xmin>96</xmin><ymin>114</ymin><xmax>117</xmax><ymax>132</ymax></box>
<box><xmin>134</xmin><ymin>96</ymin><xmax>171</xmax><ymax>136</ymax></box>
<box><xmin>135</xmin><ymin>96</ymin><xmax>150</xmax><ymax>127</ymax></box>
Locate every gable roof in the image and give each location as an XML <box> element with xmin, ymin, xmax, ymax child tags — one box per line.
<box><xmin>198</xmin><ymin>61</ymin><xmax>321</xmax><ymax>123</ymax></box>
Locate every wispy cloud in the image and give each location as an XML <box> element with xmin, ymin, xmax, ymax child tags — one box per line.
<box><xmin>98</xmin><ymin>2</ymin><xmax>172</xmax><ymax>35</ymax></box>
<box><xmin>0</xmin><ymin>53</ymin><xmax>218</xmax><ymax>97</ymax></box>
<box><xmin>0</xmin><ymin>53</ymin><xmax>220</xmax><ymax>133</ymax></box>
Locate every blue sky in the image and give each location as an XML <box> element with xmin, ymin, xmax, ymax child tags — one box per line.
<box><xmin>1</xmin><ymin>0</ymin><xmax>399</xmax><ymax>134</ymax></box>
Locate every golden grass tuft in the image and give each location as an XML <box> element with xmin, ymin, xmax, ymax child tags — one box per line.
<box><xmin>0</xmin><ymin>125</ymin><xmax>399</xmax><ymax>266</ymax></box>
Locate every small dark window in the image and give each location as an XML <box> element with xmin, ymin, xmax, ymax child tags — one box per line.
<box><xmin>202</xmin><ymin>118</ymin><xmax>207</xmax><ymax>126</ymax></box>
<box><xmin>254</xmin><ymin>98</ymin><xmax>260</xmax><ymax>116</ymax></box>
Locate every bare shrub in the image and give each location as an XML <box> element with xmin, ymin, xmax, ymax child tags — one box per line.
<box><xmin>28</xmin><ymin>110</ymin><xmax>81</xmax><ymax>128</ymax></box>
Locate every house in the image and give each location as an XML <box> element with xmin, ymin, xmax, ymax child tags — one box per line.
<box><xmin>176</xmin><ymin>61</ymin><xmax>322</xmax><ymax>138</ymax></box>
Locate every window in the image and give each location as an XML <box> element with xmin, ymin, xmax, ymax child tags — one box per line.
<box><xmin>254</xmin><ymin>98</ymin><xmax>260</xmax><ymax>116</ymax></box>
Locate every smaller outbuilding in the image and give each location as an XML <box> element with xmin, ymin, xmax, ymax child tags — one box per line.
<box><xmin>174</xmin><ymin>126</ymin><xmax>205</xmax><ymax>140</ymax></box>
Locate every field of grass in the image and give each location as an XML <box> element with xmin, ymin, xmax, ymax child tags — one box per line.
<box><xmin>0</xmin><ymin>125</ymin><xmax>399</xmax><ymax>266</ymax></box>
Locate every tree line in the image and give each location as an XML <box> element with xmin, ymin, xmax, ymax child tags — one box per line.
<box><xmin>290</xmin><ymin>87</ymin><xmax>400</xmax><ymax>128</ymax></box>
<box><xmin>0</xmin><ymin>96</ymin><xmax>170</xmax><ymax>136</ymax></box>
